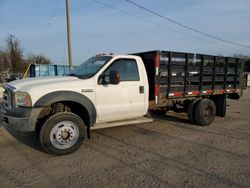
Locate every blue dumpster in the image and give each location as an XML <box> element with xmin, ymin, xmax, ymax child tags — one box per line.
<box><xmin>29</xmin><ymin>64</ymin><xmax>70</xmax><ymax>77</ymax></box>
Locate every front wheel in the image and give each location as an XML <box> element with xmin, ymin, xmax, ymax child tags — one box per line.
<box><xmin>39</xmin><ymin>112</ymin><xmax>86</xmax><ymax>155</ymax></box>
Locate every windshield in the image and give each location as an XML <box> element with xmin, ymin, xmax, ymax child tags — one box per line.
<box><xmin>70</xmin><ymin>56</ymin><xmax>112</xmax><ymax>78</ymax></box>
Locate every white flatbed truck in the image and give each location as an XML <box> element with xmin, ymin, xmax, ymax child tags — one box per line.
<box><xmin>2</xmin><ymin>50</ymin><xmax>244</xmax><ymax>155</ymax></box>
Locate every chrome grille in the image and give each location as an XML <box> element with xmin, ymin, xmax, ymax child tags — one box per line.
<box><xmin>3</xmin><ymin>87</ymin><xmax>13</xmax><ymax>109</ymax></box>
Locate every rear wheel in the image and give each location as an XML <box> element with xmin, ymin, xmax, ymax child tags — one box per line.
<box><xmin>194</xmin><ymin>99</ymin><xmax>216</xmax><ymax>126</ymax></box>
<box><xmin>214</xmin><ymin>94</ymin><xmax>226</xmax><ymax>117</ymax></box>
<box><xmin>187</xmin><ymin>98</ymin><xmax>201</xmax><ymax>124</ymax></box>
<box><xmin>39</xmin><ymin>112</ymin><xmax>86</xmax><ymax>155</ymax></box>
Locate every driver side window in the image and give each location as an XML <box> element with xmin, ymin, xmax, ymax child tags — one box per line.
<box><xmin>104</xmin><ymin>59</ymin><xmax>140</xmax><ymax>81</ymax></box>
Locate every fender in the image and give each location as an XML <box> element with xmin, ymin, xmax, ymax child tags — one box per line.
<box><xmin>34</xmin><ymin>91</ymin><xmax>96</xmax><ymax>126</ymax></box>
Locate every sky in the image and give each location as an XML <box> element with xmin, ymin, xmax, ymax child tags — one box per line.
<box><xmin>0</xmin><ymin>0</ymin><xmax>250</xmax><ymax>65</ymax></box>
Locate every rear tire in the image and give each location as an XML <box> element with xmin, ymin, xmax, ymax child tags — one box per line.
<box><xmin>215</xmin><ymin>94</ymin><xmax>226</xmax><ymax>117</ymax></box>
<box><xmin>39</xmin><ymin>112</ymin><xmax>86</xmax><ymax>155</ymax></box>
<box><xmin>187</xmin><ymin>98</ymin><xmax>201</xmax><ymax>124</ymax></box>
<box><xmin>194</xmin><ymin>99</ymin><xmax>216</xmax><ymax>126</ymax></box>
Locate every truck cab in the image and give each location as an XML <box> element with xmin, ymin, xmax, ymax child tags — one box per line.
<box><xmin>2</xmin><ymin>55</ymin><xmax>149</xmax><ymax>155</ymax></box>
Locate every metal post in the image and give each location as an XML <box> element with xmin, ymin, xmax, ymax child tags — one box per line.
<box><xmin>184</xmin><ymin>54</ymin><xmax>188</xmax><ymax>96</ymax></box>
<box><xmin>66</xmin><ymin>0</ymin><xmax>73</xmax><ymax>69</ymax></box>
<box><xmin>212</xmin><ymin>56</ymin><xmax>216</xmax><ymax>90</ymax></box>
<box><xmin>167</xmin><ymin>52</ymin><xmax>172</xmax><ymax>97</ymax></box>
<box><xmin>199</xmin><ymin>55</ymin><xmax>204</xmax><ymax>91</ymax></box>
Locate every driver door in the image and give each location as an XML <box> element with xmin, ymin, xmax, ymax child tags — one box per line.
<box><xmin>95</xmin><ymin>58</ymin><xmax>143</xmax><ymax>122</ymax></box>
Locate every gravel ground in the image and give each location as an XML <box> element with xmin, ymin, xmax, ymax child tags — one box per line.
<box><xmin>0</xmin><ymin>89</ymin><xmax>250</xmax><ymax>188</ymax></box>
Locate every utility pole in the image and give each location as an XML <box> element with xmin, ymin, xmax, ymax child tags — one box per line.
<box><xmin>66</xmin><ymin>0</ymin><xmax>73</xmax><ymax>69</ymax></box>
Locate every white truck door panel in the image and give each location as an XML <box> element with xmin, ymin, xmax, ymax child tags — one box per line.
<box><xmin>125</xmin><ymin>82</ymin><xmax>146</xmax><ymax>116</ymax></box>
<box><xmin>95</xmin><ymin>83</ymin><xmax>131</xmax><ymax>122</ymax></box>
<box><xmin>95</xmin><ymin>58</ymin><xmax>146</xmax><ymax>122</ymax></box>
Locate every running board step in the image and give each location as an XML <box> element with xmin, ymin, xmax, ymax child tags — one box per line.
<box><xmin>92</xmin><ymin>117</ymin><xmax>153</xmax><ymax>130</ymax></box>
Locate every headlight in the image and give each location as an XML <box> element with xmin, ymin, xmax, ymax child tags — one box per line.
<box><xmin>14</xmin><ymin>91</ymin><xmax>32</xmax><ymax>107</ymax></box>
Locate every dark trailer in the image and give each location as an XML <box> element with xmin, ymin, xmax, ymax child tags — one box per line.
<box><xmin>133</xmin><ymin>50</ymin><xmax>245</xmax><ymax>124</ymax></box>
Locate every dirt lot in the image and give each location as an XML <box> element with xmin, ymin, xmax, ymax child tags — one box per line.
<box><xmin>0</xmin><ymin>90</ymin><xmax>250</xmax><ymax>188</ymax></box>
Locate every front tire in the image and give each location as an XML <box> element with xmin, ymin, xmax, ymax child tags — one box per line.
<box><xmin>39</xmin><ymin>112</ymin><xmax>86</xmax><ymax>155</ymax></box>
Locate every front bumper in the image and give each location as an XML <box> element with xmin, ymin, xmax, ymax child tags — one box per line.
<box><xmin>1</xmin><ymin>106</ymin><xmax>42</xmax><ymax>132</ymax></box>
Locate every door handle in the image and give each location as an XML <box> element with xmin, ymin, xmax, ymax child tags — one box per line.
<box><xmin>139</xmin><ymin>86</ymin><xmax>144</xmax><ymax>94</ymax></box>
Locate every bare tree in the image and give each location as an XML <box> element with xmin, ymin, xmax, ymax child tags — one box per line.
<box><xmin>25</xmin><ymin>53</ymin><xmax>52</xmax><ymax>65</ymax></box>
<box><xmin>0</xmin><ymin>50</ymin><xmax>11</xmax><ymax>72</ymax></box>
<box><xmin>1</xmin><ymin>34</ymin><xmax>53</xmax><ymax>78</ymax></box>
<box><xmin>6</xmin><ymin>34</ymin><xmax>24</xmax><ymax>73</ymax></box>
<box><xmin>244</xmin><ymin>59</ymin><xmax>250</xmax><ymax>72</ymax></box>
<box><xmin>34</xmin><ymin>54</ymin><xmax>52</xmax><ymax>64</ymax></box>
<box><xmin>233</xmin><ymin>54</ymin><xmax>250</xmax><ymax>72</ymax></box>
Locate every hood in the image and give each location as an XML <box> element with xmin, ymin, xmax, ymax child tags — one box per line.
<box><xmin>8</xmin><ymin>76</ymin><xmax>80</xmax><ymax>91</ymax></box>
<box><xmin>7</xmin><ymin>76</ymin><xmax>95</xmax><ymax>105</ymax></box>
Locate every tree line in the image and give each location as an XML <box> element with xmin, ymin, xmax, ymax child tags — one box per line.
<box><xmin>0</xmin><ymin>34</ymin><xmax>52</xmax><ymax>74</ymax></box>
<box><xmin>0</xmin><ymin>34</ymin><xmax>249</xmax><ymax>75</ymax></box>
<box><xmin>233</xmin><ymin>54</ymin><xmax>250</xmax><ymax>72</ymax></box>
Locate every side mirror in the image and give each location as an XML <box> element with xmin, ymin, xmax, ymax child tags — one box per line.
<box><xmin>109</xmin><ymin>70</ymin><xmax>120</xmax><ymax>84</ymax></box>
<box><xmin>98</xmin><ymin>74</ymin><xmax>109</xmax><ymax>85</ymax></box>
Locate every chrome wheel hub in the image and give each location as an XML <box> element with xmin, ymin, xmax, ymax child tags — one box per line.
<box><xmin>50</xmin><ymin>121</ymin><xmax>79</xmax><ymax>149</ymax></box>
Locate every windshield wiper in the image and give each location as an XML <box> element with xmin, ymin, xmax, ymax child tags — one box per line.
<box><xmin>78</xmin><ymin>75</ymin><xmax>91</xmax><ymax>79</ymax></box>
<box><xmin>69</xmin><ymin>73</ymin><xmax>91</xmax><ymax>79</ymax></box>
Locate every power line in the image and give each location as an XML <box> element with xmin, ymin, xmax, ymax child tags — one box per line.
<box><xmin>91</xmin><ymin>0</ymin><xmax>208</xmax><ymax>42</ymax></box>
<box><xmin>46</xmin><ymin>0</ymin><xmax>61</xmax><ymax>29</ymax></box>
<box><xmin>91</xmin><ymin>0</ymin><xmax>242</xmax><ymax>52</ymax></box>
<box><xmin>126</xmin><ymin>0</ymin><xmax>250</xmax><ymax>50</ymax></box>
<box><xmin>39</xmin><ymin>0</ymin><xmax>61</xmax><ymax>44</ymax></box>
